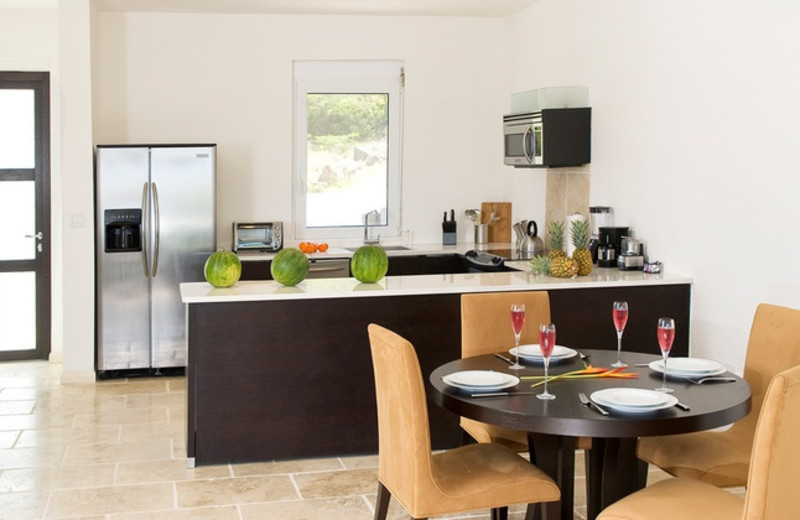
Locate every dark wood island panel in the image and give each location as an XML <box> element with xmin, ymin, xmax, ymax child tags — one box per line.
<box><xmin>187</xmin><ymin>293</ymin><xmax>463</xmax><ymax>465</ymax></box>
<box><xmin>186</xmin><ymin>282</ymin><xmax>691</xmax><ymax>465</ymax></box>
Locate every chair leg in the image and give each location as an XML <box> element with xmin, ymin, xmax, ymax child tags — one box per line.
<box><xmin>374</xmin><ymin>482</ymin><xmax>391</xmax><ymax>520</ymax></box>
<box><xmin>635</xmin><ymin>458</ymin><xmax>649</xmax><ymax>489</ymax></box>
<box><xmin>491</xmin><ymin>506</ymin><xmax>509</xmax><ymax>520</ymax></box>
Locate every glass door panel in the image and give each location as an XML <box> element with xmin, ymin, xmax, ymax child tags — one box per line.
<box><xmin>0</xmin><ymin>272</ymin><xmax>35</xmax><ymax>351</ymax></box>
<box><xmin>0</xmin><ymin>181</ymin><xmax>36</xmax><ymax>260</ymax></box>
<box><xmin>0</xmin><ymin>89</ymin><xmax>34</xmax><ymax>168</ymax></box>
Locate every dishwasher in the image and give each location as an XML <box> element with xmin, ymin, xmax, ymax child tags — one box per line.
<box><xmin>306</xmin><ymin>258</ymin><xmax>350</xmax><ymax>278</ymax></box>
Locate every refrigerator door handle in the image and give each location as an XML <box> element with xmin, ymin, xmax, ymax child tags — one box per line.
<box><xmin>141</xmin><ymin>182</ymin><xmax>150</xmax><ymax>277</ymax></box>
<box><xmin>152</xmin><ymin>181</ymin><xmax>160</xmax><ymax>277</ymax></box>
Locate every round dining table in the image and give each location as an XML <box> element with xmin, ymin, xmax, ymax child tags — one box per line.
<box><xmin>429</xmin><ymin>349</ymin><xmax>752</xmax><ymax>520</ymax></box>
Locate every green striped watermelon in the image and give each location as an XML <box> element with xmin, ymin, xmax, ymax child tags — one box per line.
<box><xmin>350</xmin><ymin>245</ymin><xmax>389</xmax><ymax>283</ymax></box>
<box><xmin>270</xmin><ymin>248</ymin><xmax>310</xmax><ymax>286</ymax></box>
<box><xmin>204</xmin><ymin>249</ymin><xmax>242</xmax><ymax>288</ymax></box>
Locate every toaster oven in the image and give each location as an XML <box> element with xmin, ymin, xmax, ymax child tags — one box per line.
<box><xmin>233</xmin><ymin>222</ymin><xmax>283</xmax><ymax>252</ymax></box>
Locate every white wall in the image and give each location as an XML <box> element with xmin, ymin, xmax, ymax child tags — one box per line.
<box><xmin>0</xmin><ymin>8</ymin><xmax>64</xmax><ymax>364</ymax></box>
<box><xmin>507</xmin><ymin>0</ymin><xmax>800</xmax><ymax>372</ymax></box>
<box><xmin>92</xmin><ymin>12</ymin><xmax>511</xmax><ymax>247</ymax></box>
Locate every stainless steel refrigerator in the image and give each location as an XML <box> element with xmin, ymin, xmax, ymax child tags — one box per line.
<box><xmin>95</xmin><ymin>144</ymin><xmax>216</xmax><ymax>374</ymax></box>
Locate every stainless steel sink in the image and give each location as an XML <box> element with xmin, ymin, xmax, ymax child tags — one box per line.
<box><xmin>345</xmin><ymin>245</ymin><xmax>412</xmax><ymax>252</ymax></box>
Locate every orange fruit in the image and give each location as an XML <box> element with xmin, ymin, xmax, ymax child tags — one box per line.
<box><xmin>318</xmin><ymin>243</ymin><xmax>329</xmax><ymax>252</ymax></box>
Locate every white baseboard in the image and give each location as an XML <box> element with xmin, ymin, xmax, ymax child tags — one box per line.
<box><xmin>60</xmin><ymin>370</ymin><xmax>96</xmax><ymax>384</ymax></box>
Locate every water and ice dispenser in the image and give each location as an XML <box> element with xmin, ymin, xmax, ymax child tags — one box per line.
<box><xmin>104</xmin><ymin>209</ymin><xmax>142</xmax><ymax>252</ymax></box>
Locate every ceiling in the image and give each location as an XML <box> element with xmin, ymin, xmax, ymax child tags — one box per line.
<box><xmin>91</xmin><ymin>0</ymin><xmax>538</xmax><ymax>17</ymax></box>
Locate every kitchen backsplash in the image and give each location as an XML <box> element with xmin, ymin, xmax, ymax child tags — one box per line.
<box><xmin>544</xmin><ymin>170</ymin><xmax>590</xmax><ymax>249</ymax></box>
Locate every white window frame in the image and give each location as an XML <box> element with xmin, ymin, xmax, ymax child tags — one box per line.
<box><xmin>293</xmin><ymin>60</ymin><xmax>404</xmax><ymax>241</ymax></box>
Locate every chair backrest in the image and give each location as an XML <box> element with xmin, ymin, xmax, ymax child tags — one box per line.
<box><xmin>367</xmin><ymin>323</ymin><xmax>434</xmax><ymax>509</ymax></box>
<box><xmin>742</xmin><ymin>364</ymin><xmax>800</xmax><ymax>519</ymax></box>
<box><xmin>733</xmin><ymin>303</ymin><xmax>800</xmax><ymax>434</ymax></box>
<box><xmin>461</xmin><ymin>291</ymin><xmax>551</xmax><ymax>357</ymax></box>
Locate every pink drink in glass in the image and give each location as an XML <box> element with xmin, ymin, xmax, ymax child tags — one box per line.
<box><xmin>613</xmin><ymin>307</ymin><xmax>629</xmax><ymax>332</ymax></box>
<box><xmin>612</xmin><ymin>301</ymin><xmax>629</xmax><ymax>367</ymax></box>
<box><xmin>537</xmin><ymin>323</ymin><xmax>557</xmax><ymax>400</ymax></box>
<box><xmin>539</xmin><ymin>327</ymin><xmax>556</xmax><ymax>357</ymax></box>
<box><xmin>511</xmin><ymin>309</ymin><xmax>526</xmax><ymax>335</ymax></box>
<box><xmin>656</xmin><ymin>317</ymin><xmax>675</xmax><ymax>392</ymax></box>
<box><xmin>657</xmin><ymin>325</ymin><xmax>675</xmax><ymax>354</ymax></box>
<box><xmin>509</xmin><ymin>304</ymin><xmax>526</xmax><ymax>370</ymax></box>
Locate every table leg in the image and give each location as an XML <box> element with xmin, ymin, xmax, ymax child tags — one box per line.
<box><xmin>528</xmin><ymin>433</ymin><xmax>576</xmax><ymax>520</ymax></box>
<box><xmin>587</xmin><ymin>438</ymin><xmax>647</xmax><ymax>520</ymax></box>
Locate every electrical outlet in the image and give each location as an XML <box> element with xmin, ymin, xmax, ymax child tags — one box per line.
<box><xmin>70</xmin><ymin>213</ymin><xmax>87</xmax><ymax>228</ymax></box>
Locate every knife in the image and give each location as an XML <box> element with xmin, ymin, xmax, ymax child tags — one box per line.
<box><xmin>674</xmin><ymin>401</ymin><xmax>691</xmax><ymax>411</ymax></box>
<box><xmin>579</xmin><ymin>392</ymin><xmax>609</xmax><ymax>416</ymax></box>
<box><xmin>493</xmin><ymin>353</ymin><xmax>514</xmax><ymax>365</ymax></box>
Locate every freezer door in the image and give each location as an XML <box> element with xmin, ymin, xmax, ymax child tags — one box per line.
<box><xmin>95</xmin><ymin>147</ymin><xmax>152</xmax><ymax>370</ymax></box>
<box><xmin>149</xmin><ymin>146</ymin><xmax>216</xmax><ymax>368</ymax></box>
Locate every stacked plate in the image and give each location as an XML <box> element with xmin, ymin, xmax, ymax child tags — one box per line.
<box><xmin>442</xmin><ymin>370</ymin><xmax>520</xmax><ymax>393</ymax></box>
<box><xmin>648</xmin><ymin>358</ymin><xmax>726</xmax><ymax>379</ymax></box>
<box><xmin>510</xmin><ymin>344</ymin><xmax>577</xmax><ymax>363</ymax></box>
<box><xmin>591</xmin><ymin>388</ymin><xmax>678</xmax><ymax>413</ymax></box>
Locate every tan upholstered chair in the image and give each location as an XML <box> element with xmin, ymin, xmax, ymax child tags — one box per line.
<box><xmin>637</xmin><ymin>303</ymin><xmax>800</xmax><ymax>487</ymax></box>
<box><xmin>367</xmin><ymin>323</ymin><xmax>560</xmax><ymax>520</ymax></box>
<box><xmin>460</xmin><ymin>291</ymin><xmax>553</xmax><ymax>449</ymax></box>
<box><xmin>598</xmin><ymin>364</ymin><xmax>800</xmax><ymax>520</ymax></box>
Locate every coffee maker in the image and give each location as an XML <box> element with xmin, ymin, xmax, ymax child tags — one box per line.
<box><xmin>597</xmin><ymin>226</ymin><xmax>629</xmax><ymax>267</ymax></box>
<box><xmin>588</xmin><ymin>206</ymin><xmax>613</xmax><ymax>263</ymax></box>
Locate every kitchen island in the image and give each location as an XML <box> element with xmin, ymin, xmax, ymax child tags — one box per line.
<box><xmin>181</xmin><ymin>254</ymin><xmax>692</xmax><ymax>466</ymax></box>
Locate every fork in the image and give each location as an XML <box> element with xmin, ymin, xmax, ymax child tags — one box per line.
<box><xmin>687</xmin><ymin>376</ymin><xmax>738</xmax><ymax>385</ymax></box>
<box><xmin>578</xmin><ymin>392</ymin><xmax>609</xmax><ymax>416</ymax></box>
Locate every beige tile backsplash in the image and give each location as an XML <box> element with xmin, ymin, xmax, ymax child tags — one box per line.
<box><xmin>545</xmin><ymin>169</ymin><xmax>590</xmax><ymax>249</ymax></box>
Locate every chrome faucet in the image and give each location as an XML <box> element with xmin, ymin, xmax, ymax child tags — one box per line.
<box><xmin>363</xmin><ymin>209</ymin><xmax>381</xmax><ymax>244</ymax></box>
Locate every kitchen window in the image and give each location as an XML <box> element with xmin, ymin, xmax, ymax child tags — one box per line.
<box><xmin>293</xmin><ymin>60</ymin><xmax>404</xmax><ymax>240</ymax></box>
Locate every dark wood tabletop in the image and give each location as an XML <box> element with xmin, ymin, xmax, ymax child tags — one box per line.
<box><xmin>429</xmin><ymin>348</ymin><xmax>752</xmax><ymax>520</ymax></box>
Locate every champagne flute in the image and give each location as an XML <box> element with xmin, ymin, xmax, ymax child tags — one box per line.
<box><xmin>656</xmin><ymin>317</ymin><xmax>675</xmax><ymax>393</ymax></box>
<box><xmin>537</xmin><ymin>323</ymin><xmax>557</xmax><ymax>400</ymax></box>
<box><xmin>509</xmin><ymin>304</ymin><xmax>526</xmax><ymax>370</ymax></box>
<box><xmin>612</xmin><ymin>301</ymin><xmax>629</xmax><ymax>368</ymax></box>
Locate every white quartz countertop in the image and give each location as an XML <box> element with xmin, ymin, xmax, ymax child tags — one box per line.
<box><xmin>235</xmin><ymin>241</ymin><xmax>482</xmax><ymax>260</ymax></box>
<box><xmin>180</xmin><ymin>265</ymin><xmax>692</xmax><ymax>304</ymax></box>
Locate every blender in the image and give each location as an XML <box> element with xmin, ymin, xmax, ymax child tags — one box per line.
<box><xmin>589</xmin><ymin>206</ymin><xmax>613</xmax><ymax>263</ymax></box>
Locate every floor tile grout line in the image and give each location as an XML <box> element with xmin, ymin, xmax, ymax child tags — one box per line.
<box><xmin>289</xmin><ymin>473</ymin><xmax>304</xmax><ymax>500</ymax></box>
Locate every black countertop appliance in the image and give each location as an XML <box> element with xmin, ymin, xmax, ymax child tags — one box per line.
<box><xmin>597</xmin><ymin>226</ymin><xmax>629</xmax><ymax>268</ymax></box>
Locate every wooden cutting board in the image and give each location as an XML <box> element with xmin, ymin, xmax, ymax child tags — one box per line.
<box><xmin>481</xmin><ymin>202</ymin><xmax>512</xmax><ymax>243</ymax></box>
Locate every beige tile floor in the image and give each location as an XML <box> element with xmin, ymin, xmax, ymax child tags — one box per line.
<box><xmin>0</xmin><ymin>360</ymin><xmax>743</xmax><ymax>520</ymax></box>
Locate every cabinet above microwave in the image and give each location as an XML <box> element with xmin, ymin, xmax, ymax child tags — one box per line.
<box><xmin>503</xmin><ymin>107</ymin><xmax>591</xmax><ymax>168</ymax></box>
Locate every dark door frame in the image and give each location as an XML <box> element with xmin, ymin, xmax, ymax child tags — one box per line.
<box><xmin>0</xmin><ymin>71</ymin><xmax>51</xmax><ymax>361</ymax></box>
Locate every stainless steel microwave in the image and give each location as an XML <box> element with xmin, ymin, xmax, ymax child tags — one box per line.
<box><xmin>503</xmin><ymin>107</ymin><xmax>591</xmax><ymax>168</ymax></box>
<box><xmin>233</xmin><ymin>222</ymin><xmax>282</xmax><ymax>252</ymax></box>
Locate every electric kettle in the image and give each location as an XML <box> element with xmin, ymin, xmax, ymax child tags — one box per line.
<box><xmin>518</xmin><ymin>220</ymin><xmax>544</xmax><ymax>259</ymax></box>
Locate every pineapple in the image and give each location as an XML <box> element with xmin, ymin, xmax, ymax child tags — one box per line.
<box><xmin>529</xmin><ymin>255</ymin><xmax>551</xmax><ymax>276</ymax></box>
<box><xmin>570</xmin><ymin>218</ymin><xmax>593</xmax><ymax>276</ymax></box>
<box><xmin>550</xmin><ymin>256</ymin><xmax>579</xmax><ymax>278</ymax></box>
<box><xmin>547</xmin><ymin>220</ymin><xmax>566</xmax><ymax>258</ymax></box>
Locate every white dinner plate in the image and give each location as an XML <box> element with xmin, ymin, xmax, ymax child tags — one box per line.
<box><xmin>511</xmin><ymin>344</ymin><xmax>577</xmax><ymax>361</ymax></box>
<box><xmin>591</xmin><ymin>388</ymin><xmax>678</xmax><ymax>413</ymax></box>
<box><xmin>649</xmin><ymin>359</ymin><xmax>727</xmax><ymax>378</ymax></box>
<box><xmin>442</xmin><ymin>371</ymin><xmax>520</xmax><ymax>392</ymax></box>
